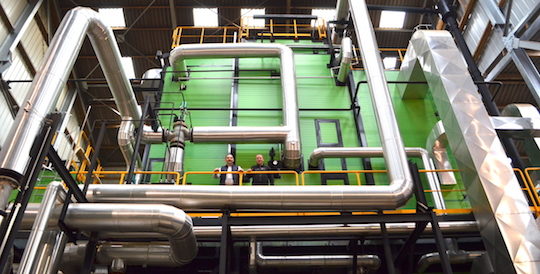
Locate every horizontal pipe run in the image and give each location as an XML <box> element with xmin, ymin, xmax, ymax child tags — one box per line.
<box><xmin>87</xmin><ymin>182</ymin><xmax>419</xmax><ymax>210</ymax></box>
<box><xmin>17</xmin><ymin>204</ymin><xmax>478</xmax><ymax>237</ymax></box>
<box><xmin>61</xmin><ymin>243</ymin><xmax>187</xmax><ymax>270</ymax></box>
<box><xmin>252</xmin><ymin>241</ymin><xmax>380</xmax><ymax>269</ymax></box>
<box><xmin>191</xmin><ymin>126</ymin><xmax>289</xmax><ymax>143</ymax></box>
<box><xmin>417</xmin><ymin>251</ymin><xmax>485</xmax><ymax>273</ymax></box>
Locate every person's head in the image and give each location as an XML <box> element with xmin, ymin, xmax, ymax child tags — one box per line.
<box><xmin>255</xmin><ymin>154</ymin><xmax>264</xmax><ymax>165</ymax></box>
<box><xmin>225</xmin><ymin>154</ymin><xmax>235</xmax><ymax>165</ymax></box>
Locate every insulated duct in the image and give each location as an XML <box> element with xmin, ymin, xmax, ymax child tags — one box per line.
<box><xmin>336</xmin><ymin>37</ymin><xmax>353</xmax><ymax>83</ymax></box>
<box><xmin>398</xmin><ymin>30</ymin><xmax>540</xmax><ymax>273</ymax></box>
<box><xmin>169</xmin><ymin>43</ymin><xmax>301</xmax><ymax>169</ymax></box>
<box><xmin>0</xmin><ymin>7</ymin><xmax>141</xmax><ymax>209</ymax></box>
<box><xmin>308</xmin><ymin>147</ymin><xmax>445</xmax><ymax>210</ymax></box>
<box><xmin>426</xmin><ymin>121</ymin><xmax>457</xmax><ymax>185</ymax></box>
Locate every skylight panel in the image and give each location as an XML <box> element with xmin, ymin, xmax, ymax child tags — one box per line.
<box><xmin>98</xmin><ymin>8</ymin><xmax>126</xmax><ymax>28</ymax></box>
<box><xmin>379</xmin><ymin>11</ymin><xmax>406</xmax><ymax>28</ymax></box>
<box><xmin>241</xmin><ymin>8</ymin><xmax>266</xmax><ymax>28</ymax></box>
<box><xmin>121</xmin><ymin>57</ymin><xmax>135</xmax><ymax>79</ymax></box>
<box><xmin>312</xmin><ymin>9</ymin><xmax>336</xmax><ymax>27</ymax></box>
<box><xmin>193</xmin><ymin>8</ymin><xmax>219</xmax><ymax>27</ymax></box>
<box><xmin>383</xmin><ymin>57</ymin><xmax>398</xmax><ymax>70</ymax></box>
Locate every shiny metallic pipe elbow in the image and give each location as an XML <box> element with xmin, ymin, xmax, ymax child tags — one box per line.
<box><xmin>64</xmin><ymin>203</ymin><xmax>197</xmax><ymax>265</ymax></box>
<box><xmin>426</xmin><ymin>121</ymin><xmax>457</xmax><ymax>185</ymax></box>
<box><xmin>250</xmin><ymin>241</ymin><xmax>380</xmax><ymax>270</ymax></box>
<box><xmin>417</xmin><ymin>251</ymin><xmax>485</xmax><ymax>273</ymax></box>
<box><xmin>336</xmin><ymin>37</ymin><xmax>353</xmax><ymax>83</ymax></box>
<box><xmin>118</xmin><ymin>120</ymin><xmax>141</xmax><ymax>169</ymax></box>
<box><xmin>169</xmin><ymin>43</ymin><xmax>301</xmax><ymax>168</ymax></box>
<box><xmin>0</xmin><ymin>7</ymin><xmax>140</xmax><ymax>207</ymax></box>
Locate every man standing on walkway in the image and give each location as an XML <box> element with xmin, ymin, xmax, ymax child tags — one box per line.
<box><xmin>246</xmin><ymin>154</ymin><xmax>274</xmax><ymax>185</ymax></box>
<box><xmin>214</xmin><ymin>153</ymin><xmax>243</xmax><ymax>185</ymax></box>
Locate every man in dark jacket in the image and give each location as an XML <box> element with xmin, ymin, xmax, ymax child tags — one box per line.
<box><xmin>213</xmin><ymin>154</ymin><xmax>243</xmax><ymax>185</ymax></box>
<box><xmin>246</xmin><ymin>154</ymin><xmax>274</xmax><ymax>185</ymax></box>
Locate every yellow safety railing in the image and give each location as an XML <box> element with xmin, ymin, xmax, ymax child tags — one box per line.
<box><xmin>301</xmin><ymin>170</ymin><xmax>387</xmax><ymax>186</ymax></box>
<box><xmin>69</xmin><ymin>171</ymin><xmax>182</xmax><ymax>185</ymax></box>
<box><xmin>172</xmin><ymin>26</ymin><xmax>241</xmax><ymax>48</ymax></box>
<box><xmin>351</xmin><ymin>48</ymin><xmax>408</xmax><ymax>70</ymax></box>
<box><xmin>523</xmin><ymin>168</ymin><xmax>540</xmax><ymax>213</ymax></box>
<box><xmin>182</xmin><ymin>170</ymin><xmax>299</xmax><ymax>186</ymax></box>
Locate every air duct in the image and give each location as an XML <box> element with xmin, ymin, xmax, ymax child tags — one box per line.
<box><xmin>0</xmin><ymin>7</ymin><xmax>141</xmax><ymax>210</ymax></box>
<box><xmin>336</xmin><ymin>37</ymin><xmax>353</xmax><ymax>83</ymax></box>
<box><xmin>426</xmin><ymin>122</ymin><xmax>457</xmax><ymax>185</ymax></box>
<box><xmin>169</xmin><ymin>43</ymin><xmax>301</xmax><ymax>169</ymax></box>
<box><xmin>308</xmin><ymin>147</ymin><xmax>446</xmax><ymax>210</ymax></box>
<box><xmin>398</xmin><ymin>30</ymin><xmax>540</xmax><ymax>273</ymax></box>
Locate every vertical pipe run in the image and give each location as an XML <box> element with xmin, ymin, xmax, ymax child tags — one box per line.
<box><xmin>337</xmin><ymin>37</ymin><xmax>353</xmax><ymax>83</ymax></box>
<box><xmin>348</xmin><ymin>0</ymin><xmax>413</xmax><ymax>200</ymax></box>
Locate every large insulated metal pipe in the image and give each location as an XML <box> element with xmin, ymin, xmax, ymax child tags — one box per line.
<box><xmin>426</xmin><ymin>121</ymin><xmax>457</xmax><ymax>185</ymax></box>
<box><xmin>61</xmin><ymin>243</ymin><xmax>187</xmax><ymax>271</ymax></box>
<box><xmin>336</xmin><ymin>37</ymin><xmax>353</xmax><ymax>83</ymax></box>
<box><xmin>16</xmin><ymin>205</ymin><xmax>479</xmax><ymax>237</ymax></box>
<box><xmin>18</xmin><ymin>182</ymin><xmax>66</xmax><ymax>274</ymax></box>
<box><xmin>250</xmin><ymin>241</ymin><xmax>380</xmax><ymax>270</ymax></box>
<box><xmin>308</xmin><ymin>147</ymin><xmax>445</xmax><ymax>210</ymax></box>
<box><xmin>169</xmin><ymin>43</ymin><xmax>301</xmax><ymax>169</ymax></box>
<box><xmin>64</xmin><ymin>203</ymin><xmax>197</xmax><ymax>265</ymax></box>
<box><xmin>0</xmin><ymin>7</ymin><xmax>141</xmax><ymax>209</ymax></box>
<box><xmin>348</xmin><ymin>0</ymin><xmax>413</xmax><ymax>206</ymax></box>
<box><xmin>87</xmin><ymin>181</ymin><xmax>409</xmax><ymax>210</ymax></box>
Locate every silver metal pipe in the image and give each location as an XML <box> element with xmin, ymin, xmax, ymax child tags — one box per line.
<box><xmin>333</xmin><ymin>0</ymin><xmax>350</xmax><ymax>43</ymax></box>
<box><xmin>165</xmin><ymin>121</ymin><xmax>187</xmax><ymax>180</ymax></box>
<box><xmin>16</xmin><ymin>206</ymin><xmax>478</xmax><ymax>236</ymax></box>
<box><xmin>169</xmin><ymin>43</ymin><xmax>301</xmax><ymax>168</ymax></box>
<box><xmin>61</xmin><ymin>243</ymin><xmax>184</xmax><ymax>271</ymax></box>
<box><xmin>87</xmin><ymin>182</ymin><xmax>408</xmax><ymax>210</ymax></box>
<box><xmin>348</xmin><ymin>0</ymin><xmax>413</xmax><ymax>208</ymax></box>
<box><xmin>191</xmin><ymin>126</ymin><xmax>289</xmax><ymax>143</ymax></box>
<box><xmin>0</xmin><ymin>7</ymin><xmax>141</xmax><ymax>207</ymax></box>
<box><xmin>417</xmin><ymin>251</ymin><xmax>485</xmax><ymax>273</ymax></box>
<box><xmin>64</xmin><ymin>203</ymin><xmax>197</xmax><ymax>265</ymax></box>
<box><xmin>337</xmin><ymin>37</ymin><xmax>353</xmax><ymax>83</ymax></box>
<box><xmin>118</xmin><ymin>120</ymin><xmax>141</xmax><ymax>170</ymax></box>
<box><xmin>426</xmin><ymin>121</ymin><xmax>457</xmax><ymax>185</ymax></box>
<box><xmin>18</xmin><ymin>182</ymin><xmax>66</xmax><ymax>274</ymax></box>
<box><xmin>308</xmin><ymin>147</ymin><xmax>445</xmax><ymax>210</ymax></box>
<box><xmin>251</xmin><ymin>241</ymin><xmax>380</xmax><ymax>270</ymax></box>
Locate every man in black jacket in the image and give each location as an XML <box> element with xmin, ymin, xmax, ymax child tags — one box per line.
<box><xmin>246</xmin><ymin>154</ymin><xmax>274</xmax><ymax>185</ymax></box>
<box><xmin>213</xmin><ymin>154</ymin><xmax>243</xmax><ymax>185</ymax></box>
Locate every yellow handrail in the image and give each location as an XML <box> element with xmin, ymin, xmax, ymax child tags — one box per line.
<box><xmin>523</xmin><ymin>168</ymin><xmax>540</xmax><ymax>214</ymax></box>
<box><xmin>69</xmin><ymin>171</ymin><xmax>182</xmax><ymax>185</ymax></box>
<box><xmin>182</xmin><ymin>170</ymin><xmax>299</xmax><ymax>186</ymax></box>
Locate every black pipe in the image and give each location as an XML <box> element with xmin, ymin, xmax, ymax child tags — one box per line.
<box><xmin>436</xmin><ymin>0</ymin><xmax>524</xmax><ymax>169</ymax></box>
